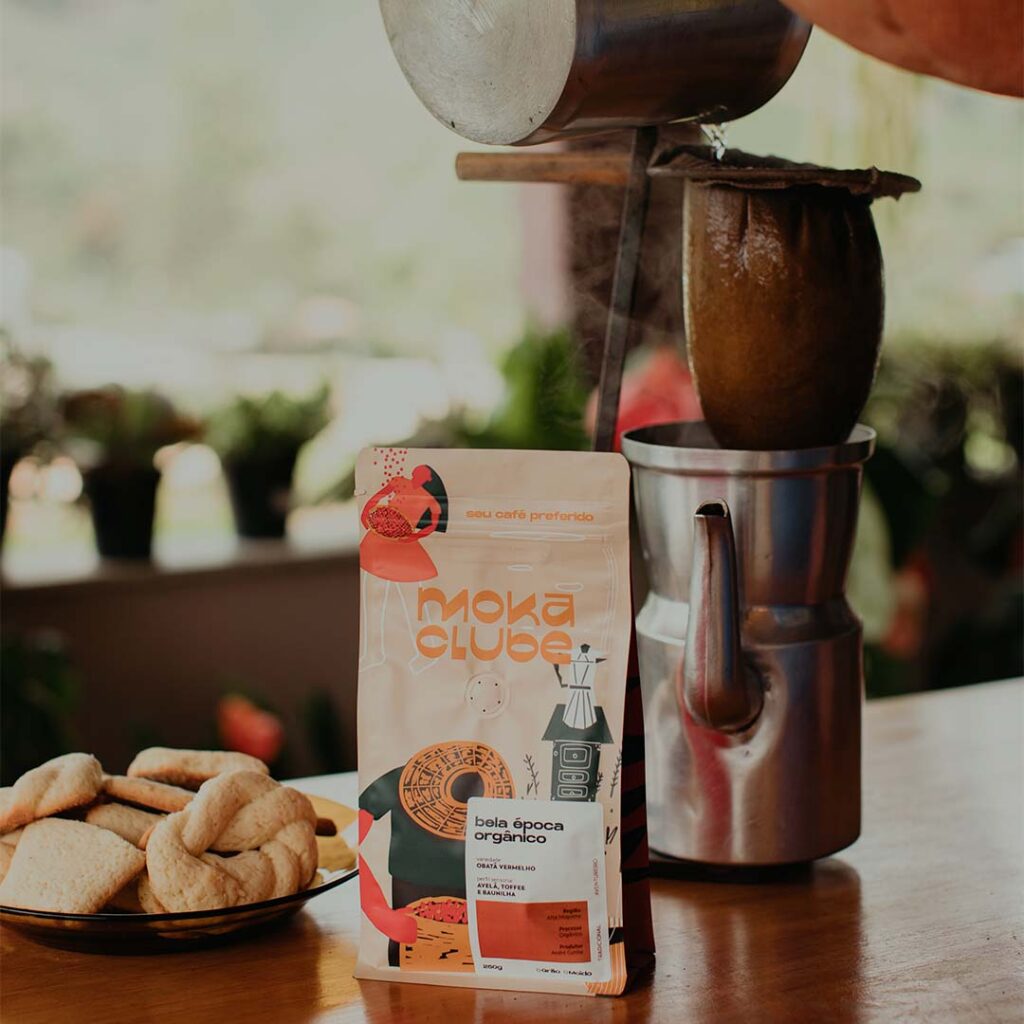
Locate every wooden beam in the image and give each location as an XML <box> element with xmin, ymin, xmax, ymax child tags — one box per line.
<box><xmin>455</xmin><ymin>151</ymin><xmax>631</xmax><ymax>186</ymax></box>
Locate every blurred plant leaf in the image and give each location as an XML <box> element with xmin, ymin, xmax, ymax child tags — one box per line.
<box><xmin>206</xmin><ymin>384</ymin><xmax>330</xmax><ymax>462</ymax></box>
<box><xmin>1</xmin><ymin>632</ymin><xmax>79</xmax><ymax>784</ymax></box>
<box><xmin>459</xmin><ymin>327</ymin><xmax>588</xmax><ymax>451</ymax></box>
<box><xmin>313</xmin><ymin>329</ymin><xmax>589</xmax><ymax>504</ymax></box>
<box><xmin>1</xmin><ymin>336</ymin><xmax>57</xmax><ymax>454</ymax></box>
<box><xmin>62</xmin><ymin>386</ymin><xmax>197</xmax><ymax>468</ymax></box>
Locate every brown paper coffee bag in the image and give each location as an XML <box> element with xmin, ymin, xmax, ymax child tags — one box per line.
<box><xmin>354</xmin><ymin>447</ymin><xmax>652</xmax><ymax>995</ymax></box>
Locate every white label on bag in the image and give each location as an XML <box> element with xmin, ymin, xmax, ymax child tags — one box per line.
<box><xmin>464</xmin><ymin>797</ymin><xmax>610</xmax><ymax>983</ymax></box>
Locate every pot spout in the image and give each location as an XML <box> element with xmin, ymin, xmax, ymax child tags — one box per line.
<box><xmin>681</xmin><ymin>499</ymin><xmax>763</xmax><ymax>732</ymax></box>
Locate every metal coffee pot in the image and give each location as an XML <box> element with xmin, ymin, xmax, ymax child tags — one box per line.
<box><xmin>622</xmin><ymin>421</ymin><xmax>875</xmax><ymax>865</ymax></box>
<box><xmin>379</xmin><ymin>0</ymin><xmax>810</xmax><ymax>145</ymax></box>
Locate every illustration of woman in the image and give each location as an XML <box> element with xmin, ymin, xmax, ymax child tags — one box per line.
<box><xmin>359</xmin><ymin>464</ymin><xmax>448</xmax><ymax>671</ymax></box>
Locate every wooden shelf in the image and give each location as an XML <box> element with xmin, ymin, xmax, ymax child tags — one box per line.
<box><xmin>1</xmin><ymin>534</ymin><xmax>359</xmax><ymax>596</ymax></box>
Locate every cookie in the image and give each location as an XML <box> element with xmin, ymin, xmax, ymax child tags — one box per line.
<box><xmin>315</xmin><ymin>831</ymin><xmax>356</xmax><ymax>872</ymax></box>
<box><xmin>0</xmin><ymin>819</ymin><xmax>145</xmax><ymax>914</ymax></box>
<box><xmin>136</xmin><ymin>871</ymin><xmax>168</xmax><ymax>914</ymax></box>
<box><xmin>106</xmin><ymin>869</ymin><xmax>174</xmax><ymax>913</ymax></box>
<box><xmin>145</xmin><ymin>772</ymin><xmax>316</xmax><ymax>912</ymax></box>
<box><xmin>106</xmin><ymin>870</ymin><xmax>171</xmax><ymax>914</ymax></box>
<box><xmin>305</xmin><ymin>793</ymin><xmax>358</xmax><ymax>834</ymax></box>
<box><xmin>0</xmin><ymin>842</ymin><xmax>14</xmax><ymax>884</ymax></box>
<box><xmin>105</xmin><ymin>876</ymin><xmax>144</xmax><ymax>913</ymax></box>
<box><xmin>145</xmin><ymin>812</ymin><xmax>271</xmax><ymax>912</ymax></box>
<box><xmin>127</xmin><ymin>748</ymin><xmax>269</xmax><ymax>789</ymax></box>
<box><xmin>255</xmin><ymin>820</ymin><xmax>316</xmax><ymax>898</ymax></box>
<box><xmin>103</xmin><ymin>775</ymin><xmax>193</xmax><ymax>813</ymax></box>
<box><xmin>86</xmin><ymin>803</ymin><xmax>163</xmax><ymax>848</ymax></box>
<box><xmin>181</xmin><ymin>773</ymin><xmax>315</xmax><ymax>853</ymax></box>
<box><xmin>1</xmin><ymin>828</ymin><xmax>24</xmax><ymax>848</ymax></box>
<box><xmin>0</xmin><ymin>753</ymin><xmax>104</xmax><ymax>832</ymax></box>
<box><xmin>305</xmin><ymin>794</ymin><xmax>357</xmax><ymax>871</ymax></box>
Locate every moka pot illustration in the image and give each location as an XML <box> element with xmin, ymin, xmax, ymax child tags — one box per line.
<box><xmin>542</xmin><ymin>644</ymin><xmax>613</xmax><ymax>801</ymax></box>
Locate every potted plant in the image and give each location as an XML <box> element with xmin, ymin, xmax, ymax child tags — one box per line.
<box><xmin>313</xmin><ymin>329</ymin><xmax>590</xmax><ymax>506</ymax></box>
<box><xmin>206</xmin><ymin>386</ymin><xmax>329</xmax><ymax>539</ymax></box>
<box><xmin>62</xmin><ymin>387</ymin><xmax>196</xmax><ymax>559</ymax></box>
<box><xmin>458</xmin><ymin>327</ymin><xmax>590</xmax><ymax>451</ymax></box>
<box><xmin>0</xmin><ymin>341</ymin><xmax>56</xmax><ymax>544</ymax></box>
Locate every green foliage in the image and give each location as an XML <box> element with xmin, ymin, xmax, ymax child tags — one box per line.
<box><xmin>205</xmin><ymin>386</ymin><xmax>330</xmax><ymax>463</ymax></box>
<box><xmin>859</xmin><ymin>339</ymin><xmax>1022</xmax><ymax>696</ymax></box>
<box><xmin>864</xmin><ymin>339</ymin><xmax>1021</xmax><ymax>565</ymax></box>
<box><xmin>1</xmin><ymin>632</ymin><xmax>79</xmax><ymax>785</ymax></box>
<box><xmin>62</xmin><ymin>387</ymin><xmax>196</xmax><ymax>468</ymax></box>
<box><xmin>458</xmin><ymin>327</ymin><xmax>589</xmax><ymax>451</ymax></box>
<box><xmin>0</xmin><ymin>338</ymin><xmax>56</xmax><ymax>454</ymax></box>
<box><xmin>314</xmin><ymin>329</ymin><xmax>589</xmax><ymax>505</ymax></box>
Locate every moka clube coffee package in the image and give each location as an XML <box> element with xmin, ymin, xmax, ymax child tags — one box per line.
<box><xmin>354</xmin><ymin>447</ymin><xmax>653</xmax><ymax>995</ymax></box>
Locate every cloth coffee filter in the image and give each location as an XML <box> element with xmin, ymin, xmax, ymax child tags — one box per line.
<box><xmin>649</xmin><ymin>144</ymin><xmax>921</xmax><ymax>199</ymax></box>
<box><xmin>654</xmin><ymin>145</ymin><xmax>920</xmax><ymax>451</ymax></box>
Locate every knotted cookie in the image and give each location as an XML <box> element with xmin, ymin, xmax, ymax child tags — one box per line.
<box><xmin>145</xmin><ymin>771</ymin><xmax>317</xmax><ymax>912</ymax></box>
<box><xmin>128</xmin><ymin>748</ymin><xmax>269</xmax><ymax>789</ymax></box>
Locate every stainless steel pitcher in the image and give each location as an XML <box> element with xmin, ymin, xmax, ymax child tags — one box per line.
<box><xmin>379</xmin><ymin>0</ymin><xmax>811</xmax><ymax>146</ymax></box>
<box><xmin>622</xmin><ymin>421</ymin><xmax>876</xmax><ymax>865</ymax></box>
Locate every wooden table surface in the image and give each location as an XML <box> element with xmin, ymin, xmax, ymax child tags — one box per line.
<box><xmin>3</xmin><ymin>680</ymin><xmax>1022</xmax><ymax>1023</ymax></box>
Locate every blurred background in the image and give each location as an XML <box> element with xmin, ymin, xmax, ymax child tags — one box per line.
<box><xmin>2</xmin><ymin>1</ymin><xmax>1021</xmax><ymax>781</ymax></box>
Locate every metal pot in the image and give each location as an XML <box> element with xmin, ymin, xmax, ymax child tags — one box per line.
<box><xmin>379</xmin><ymin>0</ymin><xmax>811</xmax><ymax>146</ymax></box>
<box><xmin>623</xmin><ymin>421</ymin><xmax>874</xmax><ymax>864</ymax></box>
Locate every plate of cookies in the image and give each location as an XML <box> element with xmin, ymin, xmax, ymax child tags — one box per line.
<box><xmin>0</xmin><ymin>748</ymin><xmax>358</xmax><ymax>953</ymax></box>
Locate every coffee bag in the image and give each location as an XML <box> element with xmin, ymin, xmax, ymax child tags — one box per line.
<box><xmin>354</xmin><ymin>447</ymin><xmax>652</xmax><ymax>995</ymax></box>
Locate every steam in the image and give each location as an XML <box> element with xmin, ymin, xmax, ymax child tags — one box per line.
<box><xmin>566</xmin><ymin>138</ymin><xmax>691</xmax><ymax>383</ymax></box>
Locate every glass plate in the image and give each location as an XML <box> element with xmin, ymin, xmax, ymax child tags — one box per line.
<box><xmin>0</xmin><ymin>867</ymin><xmax>358</xmax><ymax>954</ymax></box>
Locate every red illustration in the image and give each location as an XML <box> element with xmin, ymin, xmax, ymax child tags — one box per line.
<box><xmin>360</xmin><ymin>463</ymin><xmax>448</xmax><ymax>582</ymax></box>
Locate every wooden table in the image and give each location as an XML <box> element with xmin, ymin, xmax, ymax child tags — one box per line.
<box><xmin>3</xmin><ymin>681</ymin><xmax>1022</xmax><ymax>1023</ymax></box>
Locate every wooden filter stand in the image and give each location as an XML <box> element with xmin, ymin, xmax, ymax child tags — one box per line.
<box><xmin>455</xmin><ymin>129</ymin><xmax>662</xmax><ymax>453</ymax></box>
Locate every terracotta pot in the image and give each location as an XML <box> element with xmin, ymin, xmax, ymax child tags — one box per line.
<box><xmin>683</xmin><ymin>183</ymin><xmax>884</xmax><ymax>451</ymax></box>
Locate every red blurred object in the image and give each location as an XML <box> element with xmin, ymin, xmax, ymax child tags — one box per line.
<box><xmin>217</xmin><ymin>694</ymin><xmax>285</xmax><ymax>765</ymax></box>
<box><xmin>587</xmin><ymin>345</ymin><xmax>702</xmax><ymax>452</ymax></box>
<box><xmin>881</xmin><ymin>551</ymin><xmax>932</xmax><ymax>660</ymax></box>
